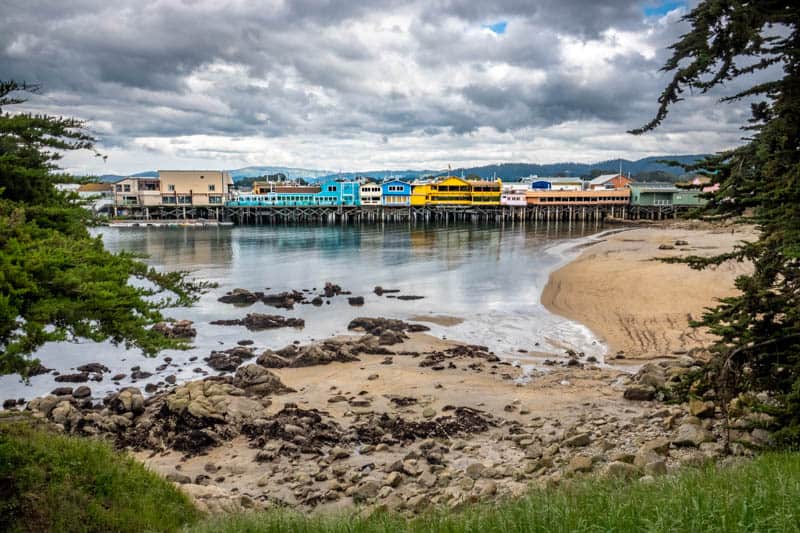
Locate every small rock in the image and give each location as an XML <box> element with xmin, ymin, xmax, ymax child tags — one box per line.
<box><xmin>601</xmin><ymin>461</ymin><xmax>640</xmax><ymax>479</ymax></box>
<box><xmin>563</xmin><ymin>432</ymin><xmax>592</xmax><ymax>447</ymax></box>
<box><xmin>466</xmin><ymin>463</ymin><xmax>485</xmax><ymax>479</ymax></box>
<box><xmin>624</xmin><ymin>384</ymin><xmax>656</xmax><ymax>401</ymax></box>
<box><xmin>166</xmin><ymin>472</ymin><xmax>192</xmax><ymax>484</ymax></box>
<box><xmin>566</xmin><ymin>455</ymin><xmax>593</xmax><ymax>474</ymax></box>
<box><xmin>72</xmin><ymin>386</ymin><xmax>91</xmax><ymax>399</ymax></box>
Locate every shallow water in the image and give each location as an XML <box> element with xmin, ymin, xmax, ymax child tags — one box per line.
<box><xmin>1</xmin><ymin>220</ymin><xmax>611</xmax><ymax>401</ymax></box>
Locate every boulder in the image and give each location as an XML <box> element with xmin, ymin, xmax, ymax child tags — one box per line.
<box><xmin>27</xmin><ymin>395</ymin><xmax>61</xmax><ymax>416</ymax></box>
<box><xmin>566</xmin><ymin>455</ymin><xmax>594</xmax><ymax>474</ymax></box>
<box><xmin>211</xmin><ymin>314</ymin><xmax>304</xmax><ymax>330</ymax></box>
<box><xmin>562</xmin><ymin>432</ymin><xmax>592</xmax><ymax>447</ymax></box>
<box><xmin>72</xmin><ymin>386</ymin><xmax>92</xmax><ymax>399</ymax></box>
<box><xmin>233</xmin><ymin>364</ymin><xmax>293</xmax><ymax>396</ymax></box>
<box><xmin>256</xmin><ymin>351</ymin><xmax>291</xmax><ymax>368</ymax></box>
<box><xmin>54</xmin><ymin>372</ymin><xmax>89</xmax><ymax>383</ymax></box>
<box><xmin>347</xmin><ymin>296</ymin><xmax>365</xmax><ymax>306</ymax></box>
<box><xmin>352</xmin><ymin>480</ymin><xmax>381</xmax><ymax>502</ymax></box>
<box><xmin>640</xmin><ymin>437</ymin><xmax>671</xmax><ymax>455</ymax></box>
<box><xmin>152</xmin><ymin>320</ymin><xmax>196</xmax><ymax>339</ymax></box>
<box><xmin>166</xmin><ymin>472</ymin><xmax>193</xmax><ymax>484</ymax></box>
<box><xmin>218</xmin><ymin>288</ymin><xmax>261</xmax><ymax>305</ymax></box>
<box><xmin>624</xmin><ymin>384</ymin><xmax>656</xmax><ymax>401</ymax></box>
<box><xmin>466</xmin><ymin>463</ymin><xmax>486</xmax><ymax>479</ymax></box>
<box><xmin>76</xmin><ymin>363</ymin><xmax>110</xmax><ymax>374</ymax></box>
<box><xmin>50</xmin><ymin>401</ymin><xmax>81</xmax><ymax>428</ymax></box>
<box><xmin>110</xmin><ymin>387</ymin><xmax>145</xmax><ymax>416</ymax></box>
<box><xmin>673</xmin><ymin>423</ymin><xmax>714</xmax><ymax>447</ymax></box>
<box><xmin>205</xmin><ymin>348</ymin><xmax>253</xmax><ymax>371</ymax></box>
<box><xmin>601</xmin><ymin>461</ymin><xmax>640</xmax><ymax>480</ymax></box>
<box><xmin>688</xmin><ymin>398</ymin><xmax>715</xmax><ymax>418</ymax></box>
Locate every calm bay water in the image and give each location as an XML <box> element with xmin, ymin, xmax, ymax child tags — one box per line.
<box><xmin>1</xmin><ymin>221</ymin><xmax>611</xmax><ymax>401</ymax></box>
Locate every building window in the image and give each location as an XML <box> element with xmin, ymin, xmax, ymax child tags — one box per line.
<box><xmin>327</xmin><ymin>186</ymin><xmax>336</xmax><ymax>192</ymax></box>
<box><xmin>115</xmin><ymin>185</ymin><xmax>122</xmax><ymax>192</ymax></box>
<box><xmin>209</xmin><ymin>184</ymin><xmax>216</xmax><ymax>192</ymax></box>
<box><xmin>123</xmin><ymin>184</ymin><xmax>131</xmax><ymax>192</ymax></box>
<box><xmin>162</xmin><ymin>196</ymin><xmax>176</xmax><ymax>204</ymax></box>
<box><xmin>168</xmin><ymin>184</ymin><xmax>175</xmax><ymax>192</ymax></box>
<box><xmin>209</xmin><ymin>196</ymin><xmax>222</xmax><ymax>204</ymax></box>
<box><xmin>177</xmin><ymin>195</ymin><xmax>192</xmax><ymax>204</ymax></box>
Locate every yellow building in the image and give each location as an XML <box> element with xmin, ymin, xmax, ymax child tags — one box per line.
<box><xmin>410</xmin><ymin>182</ymin><xmax>431</xmax><ymax>206</ymax></box>
<box><xmin>410</xmin><ymin>177</ymin><xmax>502</xmax><ymax>206</ymax></box>
<box><xmin>468</xmin><ymin>179</ymin><xmax>502</xmax><ymax>205</ymax></box>
<box><xmin>427</xmin><ymin>176</ymin><xmax>472</xmax><ymax>205</ymax></box>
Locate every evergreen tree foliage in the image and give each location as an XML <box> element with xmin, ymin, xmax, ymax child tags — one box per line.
<box><xmin>633</xmin><ymin>1</ymin><xmax>800</xmax><ymax>443</ymax></box>
<box><xmin>0</xmin><ymin>81</ymin><xmax>209</xmax><ymax>376</ymax></box>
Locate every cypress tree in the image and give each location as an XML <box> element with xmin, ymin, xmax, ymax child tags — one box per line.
<box><xmin>633</xmin><ymin>1</ymin><xmax>800</xmax><ymax>443</ymax></box>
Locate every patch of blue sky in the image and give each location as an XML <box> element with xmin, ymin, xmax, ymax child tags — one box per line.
<box><xmin>483</xmin><ymin>21</ymin><xmax>507</xmax><ymax>34</ymax></box>
<box><xmin>643</xmin><ymin>1</ymin><xmax>686</xmax><ymax>17</ymax></box>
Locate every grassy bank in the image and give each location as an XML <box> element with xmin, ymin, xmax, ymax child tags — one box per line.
<box><xmin>0</xmin><ymin>421</ymin><xmax>199</xmax><ymax>533</ymax></box>
<box><xmin>2</xmin><ymin>421</ymin><xmax>799</xmax><ymax>532</ymax></box>
<box><xmin>196</xmin><ymin>452</ymin><xmax>800</xmax><ymax>533</ymax></box>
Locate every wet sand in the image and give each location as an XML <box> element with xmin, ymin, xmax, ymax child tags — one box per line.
<box><xmin>541</xmin><ymin>222</ymin><xmax>754</xmax><ymax>360</ymax></box>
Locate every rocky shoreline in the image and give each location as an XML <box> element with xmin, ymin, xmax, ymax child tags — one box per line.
<box><xmin>13</xmin><ymin>314</ymin><xmax>775</xmax><ymax>515</ymax></box>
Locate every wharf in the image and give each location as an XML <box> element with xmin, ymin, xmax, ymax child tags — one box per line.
<box><xmin>110</xmin><ymin>205</ymin><xmax>693</xmax><ymax>225</ymax></box>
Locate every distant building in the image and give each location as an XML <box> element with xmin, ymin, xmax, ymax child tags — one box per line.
<box><xmin>113</xmin><ymin>177</ymin><xmax>160</xmax><ymax>206</ymax></box>
<box><xmin>501</xmin><ymin>183</ymin><xmax>528</xmax><ymax>206</ymax></box>
<box><xmin>529</xmin><ymin>177</ymin><xmax>585</xmax><ymax>191</ymax></box>
<box><xmin>525</xmin><ymin>189</ymin><xmax>630</xmax><ymax>206</ymax></box>
<box><xmin>73</xmin><ymin>182</ymin><xmax>114</xmax><ymax>213</ymax></box>
<box><xmin>587</xmin><ymin>174</ymin><xmax>633</xmax><ymax>190</ymax></box>
<box><xmin>629</xmin><ymin>183</ymin><xmax>707</xmax><ymax>206</ymax></box>
<box><xmin>381</xmin><ymin>179</ymin><xmax>412</xmax><ymax>206</ymax></box>
<box><xmin>158</xmin><ymin>170</ymin><xmax>233</xmax><ymax>206</ymax></box>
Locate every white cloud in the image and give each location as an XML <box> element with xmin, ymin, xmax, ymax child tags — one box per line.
<box><xmin>1</xmin><ymin>0</ymin><xmax>755</xmax><ymax>175</ymax></box>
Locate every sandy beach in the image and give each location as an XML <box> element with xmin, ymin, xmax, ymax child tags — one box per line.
<box><xmin>15</xmin><ymin>224</ymin><xmax>762</xmax><ymax>516</ymax></box>
<box><xmin>542</xmin><ymin>222</ymin><xmax>754</xmax><ymax>360</ymax></box>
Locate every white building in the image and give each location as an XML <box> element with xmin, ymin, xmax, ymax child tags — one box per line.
<box><xmin>359</xmin><ymin>182</ymin><xmax>382</xmax><ymax>205</ymax></box>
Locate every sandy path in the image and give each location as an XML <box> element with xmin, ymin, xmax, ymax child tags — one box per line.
<box><xmin>541</xmin><ymin>223</ymin><xmax>754</xmax><ymax>360</ymax></box>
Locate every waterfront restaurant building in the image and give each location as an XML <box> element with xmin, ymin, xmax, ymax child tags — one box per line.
<box><xmin>158</xmin><ymin>170</ymin><xmax>233</xmax><ymax>206</ymax></box>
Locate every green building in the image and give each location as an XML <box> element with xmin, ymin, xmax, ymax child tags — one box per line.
<box><xmin>628</xmin><ymin>183</ymin><xmax>707</xmax><ymax>207</ymax></box>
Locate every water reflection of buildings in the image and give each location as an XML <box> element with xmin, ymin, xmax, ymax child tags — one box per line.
<box><xmin>101</xmin><ymin>227</ymin><xmax>235</xmax><ymax>272</ymax></box>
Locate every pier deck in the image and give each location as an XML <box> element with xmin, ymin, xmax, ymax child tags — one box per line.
<box><xmin>110</xmin><ymin>204</ymin><xmax>694</xmax><ymax>225</ymax></box>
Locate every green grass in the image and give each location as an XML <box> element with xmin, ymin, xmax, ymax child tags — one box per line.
<box><xmin>192</xmin><ymin>453</ymin><xmax>800</xmax><ymax>533</ymax></box>
<box><xmin>2</xmin><ymin>420</ymin><xmax>799</xmax><ymax>533</ymax></box>
<box><xmin>0</xmin><ymin>421</ymin><xmax>199</xmax><ymax>533</ymax></box>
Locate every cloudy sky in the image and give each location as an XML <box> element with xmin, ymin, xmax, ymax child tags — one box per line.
<box><xmin>1</xmin><ymin>0</ymin><xmax>753</xmax><ymax>175</ymax></box>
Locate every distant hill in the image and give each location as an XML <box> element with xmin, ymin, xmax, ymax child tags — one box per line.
<box><xmin>229</xmin><ymin>166</ymin><xmax>333</xmax><ymax>181</ymax></box>
<box><xmin>314</xmin><ymin>169</ymin><xmax>438</xmax><ymax>182</ymax></box>
<box><xmin>438</xmin><ymin>155</ymin><xmax>708</xmax><ymax>182</ymax></box>
<box><xmin>87</xmin><ymin>155</ymin><xmax>709</xmax><ymax>184</ymax></box>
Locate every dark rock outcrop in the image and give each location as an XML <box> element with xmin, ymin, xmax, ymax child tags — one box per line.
<box><xmin>205</xmin><ymin>347</ymin><xmax>255</xmax><ymax>371</ymax></box>
<box><xmin>152</xmin><ymin>320</ymin><xmax>197</xmax><ymax>339</ymax></box>
<box><xmin>211</xmin><ymin>314</ymin><xmax>305</xmax><ymax>330</ymax></box>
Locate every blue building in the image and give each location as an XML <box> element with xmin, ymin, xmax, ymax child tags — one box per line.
<box><xmin>381</xmin><ymin>179</ymin><xmax>412</xmax><ymax>206</ymax></box>
<box><xmin>317</xmin><ymin>180</ymin><xmax>360</xmax><ymax>206</ymax></box>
